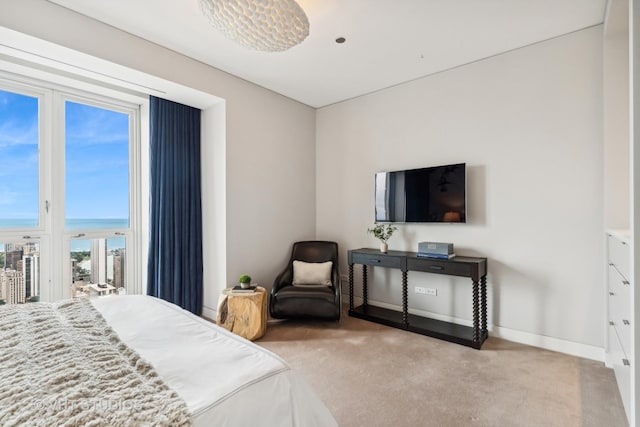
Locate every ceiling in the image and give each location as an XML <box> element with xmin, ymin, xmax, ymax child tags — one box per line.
<box><xmin>47</xmin><ymin>0</ymin><xmax>607</xmax><ymax>108</ymax></box>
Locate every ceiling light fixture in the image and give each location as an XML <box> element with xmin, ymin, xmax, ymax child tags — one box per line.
<box><xmin>199</xmin><ymin>0</ymin><xmax>310</xmax><ymax>52</ymax></box>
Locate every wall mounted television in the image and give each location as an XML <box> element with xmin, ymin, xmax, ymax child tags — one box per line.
<box><xmin>375</xmin><ymin>163</ymin><xmax>466</xmax><ymax>223</ymax></box>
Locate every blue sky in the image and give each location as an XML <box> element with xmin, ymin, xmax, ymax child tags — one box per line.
<box><xmin>0</xmin><ymin>90</ymin><xmax>38</xmax><ymax>220</ymax></box>
<box><xmin>0</xmin><ymin>89</ymin><xmax>129</xmax><ymax>223</ymax></box>
<box><xmin>65</xmin><ymin>101</ymin><xmax>129</xmax><ymax>220</ymax></box>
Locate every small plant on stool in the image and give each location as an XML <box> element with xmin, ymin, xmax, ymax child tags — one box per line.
<box><xmin>239</xmin><ymin>274</ymin><xmax>252</xmax><ymax>289</ymax></box>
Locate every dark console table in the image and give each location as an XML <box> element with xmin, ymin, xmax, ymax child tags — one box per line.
<box><xmin>348</xmin><ymin>248</ymin><xmax>488</xmax><ymax>349</ymax></box>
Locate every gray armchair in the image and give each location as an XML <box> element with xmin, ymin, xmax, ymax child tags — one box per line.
<box><xmin>269</xmin><ymin>241</ymin><xmax>341</xmax><ymax>321</ymax></box>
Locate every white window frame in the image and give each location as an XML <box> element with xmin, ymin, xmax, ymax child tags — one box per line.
<box><xmin>0</xmin><ymin>71</ymin><xmax>148</xmax><ymax>301</ymax></box>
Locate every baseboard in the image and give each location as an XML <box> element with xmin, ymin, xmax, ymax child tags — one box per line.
<box><xmin>202</xmin><ymin>305</ymin><xmax>217</xmax><ymax>321</ymax></box>
<box><xmin>490</xmin><ymin>324</ymin><xmax>605</xmax><ymax>362</ymax></box>
<box><xmin>347</xmin><ymin>295</ymin><xmax>605</xmax><ymax>362</ymax></box>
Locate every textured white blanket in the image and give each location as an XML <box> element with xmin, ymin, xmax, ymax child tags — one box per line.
<box><xmin>0</xmin><ymin>298</ymin><xmax>191</xmax><ymax>427</ymax></box>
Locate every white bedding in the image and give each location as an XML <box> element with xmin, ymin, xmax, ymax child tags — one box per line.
<box><xmin>91</xmin><ymin>295</ymin><xmax>337</xmax><ymax>427</ymax></box>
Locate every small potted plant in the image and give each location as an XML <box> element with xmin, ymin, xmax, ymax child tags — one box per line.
<box><xmin>238</xmin><ymin>274</ymin><xmax>252</xmax><ymax>289</ymax></box>
<box><xmin>367</xmin><ymin>224</ymin><xmax>398</xmax><ymax>253</ymax></box>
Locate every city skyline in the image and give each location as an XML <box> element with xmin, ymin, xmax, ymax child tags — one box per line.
<box><xmin>1</xmin><ymin>239</ymin><xmax>126</xmax><ymax>304</ymax></box>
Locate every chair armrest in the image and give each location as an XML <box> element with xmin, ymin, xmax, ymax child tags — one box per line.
<box><xmin>331</xmin><ymin>268</ymin><xmax>340</xmax><ymax>293</ymax></box>
<box><xmin>272</xmin><ymin>266</ymin><xmax>293</xmax><ymax>294</ymax></box>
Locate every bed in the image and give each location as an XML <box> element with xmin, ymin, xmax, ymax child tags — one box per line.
<box><xmin>0</xmin><ymin>295</ymin><xmax>338</xmax><ymax>426</ymax></box>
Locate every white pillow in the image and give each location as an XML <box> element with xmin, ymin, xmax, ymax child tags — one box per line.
<box><xmin>292</xmin><ymin>260</ymin><xmax>332</xmax><ymax>286</ymax></box>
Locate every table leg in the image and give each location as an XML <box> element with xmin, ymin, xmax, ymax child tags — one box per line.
<box><xmin>402</xmin><ymin>271</ymin><xmax>408</xmax><ymax>326</ymax></box>
<box><xmin>472</xmin><ymin>279</ymin><xmax>480</xmax><ymax>343</ymax></box>
<box><xmin>362</xmin><ymin>265</ymin><xmax>368</xmax><ymax>306</ymax></box>
<box><xmin>481</xmin><ymin>275</ymin><xmax>487</xmax><ymax>336</ymax></box>
<box><xmin>348</xmin><ymin>263</ymin><xmax>354</xmax><ymax>311</ymax></box>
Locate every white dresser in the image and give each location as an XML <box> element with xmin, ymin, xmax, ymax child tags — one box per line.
<box><xmin>606</xmin><ymin>229</ymin><xmax>632</xmax><ymax>422</ymax></box>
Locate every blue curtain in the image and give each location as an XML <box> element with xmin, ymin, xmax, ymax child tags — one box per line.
<box><xmin>147</xmin><ymin>96</ymin><xmax>203</xmax><ymax>315</ymax></box>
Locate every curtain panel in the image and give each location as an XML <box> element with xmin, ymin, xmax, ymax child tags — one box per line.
<box><xmin>147</xmin><ymin>96</ymin><xmax>203</xmax><ymax>315</ymax></box>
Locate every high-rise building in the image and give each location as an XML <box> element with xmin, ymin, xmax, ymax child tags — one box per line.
<box><xmin>70</xmin><ymin>258</ymin><xmax>77</xmax><ymax>282</ymax></box>
<box><xmin>91</xmin><ymin>239</ymin><xmax>107</xmax><ymax>284</ymax></box>
<box><xmin>113</xmin><ymin>249</ymin><xmax>126</xmax><ymax>290</ymax></box>
<box><xmin>1</xmin><ymin>270</ymin><xmax>26</xmax><ymax>304</ymax></box>
<box><xmin>5</xmin><ymin>250</ymin><xmax>23</xmax><ymax>270</ymax></box>
<box><xmin>5</xmin><ymin>243</ymin><xmax>23</xmax><ymax>252</ymax></box>
<box><xmin>23</xmin><ymin>255</ymin><xmax>40</xmax><ymax>299</ymax></box>
<box><xmin>23</xmin><ymin>242</ymin><xmax>38</xmax><ymax>256</ymax></box>
<box><xmin>107</xmin><ymin>253</ymin><xmax>114</xmax><ymax>284</ymax></box>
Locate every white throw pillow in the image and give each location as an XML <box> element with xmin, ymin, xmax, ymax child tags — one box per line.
<box><xmin>292</xmin><ymin>260</ymin><xmax>332</xmax><ymax>286</ymax></box>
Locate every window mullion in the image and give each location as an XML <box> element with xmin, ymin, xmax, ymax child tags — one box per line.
<box><xmin>39</xmin><ymin>88</ymin><xmax>53</xmax><ymax>302</ymax></box>
<box><xmin>50</xmin><ymin>90</ymin><xmax>67</xmax><ymax>300</ymax></box>
<box><xmin>130</xmin><ymin>106</ymin><xmax>144</xmax><ymax>296</ymax></box>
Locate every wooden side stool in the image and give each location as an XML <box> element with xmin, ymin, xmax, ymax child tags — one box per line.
<box><xmin>216</xmin><ymin>286</ymin><xmax>267</xmax><ymax>341</ymax></box>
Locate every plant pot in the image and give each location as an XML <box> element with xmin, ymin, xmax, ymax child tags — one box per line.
<box><xmin>240</xmin><ymin>282</ymin><xmax>251</xmax><ymax>289</ymax></box>
<box><xmin>380</xmin><ymin>242</ymin><xmax>388</xmax><ymax>253</ymax></box>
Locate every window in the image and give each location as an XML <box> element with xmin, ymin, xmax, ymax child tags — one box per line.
<box><xmin>69</xmin><ymin>237</ymin><xmax>127</xmax><ymax>298</ymax></box>
<box><xmin>65</xmin><ymin>100</ymin><xmax>130</xmax><ymax>228</ymax></box>
<box><xmin>0</xmin><ymin>75</ymin><xmax>143</xmax><ymax>303</ymax></box>
<box><xmin>64</xmin><ymin>98</ymin><xmax>132</xmax><ymax>298</ymax></box>
<box><xmin>0</xmin><ymin>240</ymin><xmax>40</xmax><ymax>304</ymax></box>
<box><xmin>0</xmin><ymin>89</ymin><xmax>40</xmax><ymax>229</ymax></box>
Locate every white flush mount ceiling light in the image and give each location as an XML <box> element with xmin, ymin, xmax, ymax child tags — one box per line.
<box><xmin>199</xmin><ymin>0</ymin><xmax>310</xmax><ymax>52</ymax></box>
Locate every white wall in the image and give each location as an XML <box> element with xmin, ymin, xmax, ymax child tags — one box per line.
<box><xmin>604</xmin><ymin>0</ymin><xmax>631</xmax><ymax>230</ymax></box>
<box><xmin>0</xmin><ymin>0</ymin><xmax>609</xmax><ymax>354</ymax></box>
<box><xmin>201</xmin><ymin>103</ymin><xmax>227</xmax><ymax>318</ymax></box>
<box><xmin>317</xmin><ymin>27</ymin><xmax>604</xmax><ymax>349</ymax></box>
<box><xmin>0</xmin><ymin>0</ymin><xmax>317</xmax><ymax>317</ymax></box>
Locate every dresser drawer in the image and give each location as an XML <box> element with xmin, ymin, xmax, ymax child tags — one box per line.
<box><xmin>609</xmin><ymin>265</ymin><xmax>631</xmax><ymax>324</ymax></box>
<box><xmin>617</xmin><ymin>318</ymin><xmax>632</xmax><ymax>359</ymax></box>
<box><xmin>407</xmin><ymin>257</ymin><xmax>472</xmax><ymax>277</ymax></box>
<box><xmin>609</xmin><ymin>323</ymin><xmax>631</xmax><ymax>421</ymax></box>
<box><xmin>608</xmin><ymin>233</ymin><xmax>631</xmax><ymax>282</ymax></box>
<box><xmin>351</xmin><ymin>252</ymin><xmax>404</xmax><ymax>269</ymax></box>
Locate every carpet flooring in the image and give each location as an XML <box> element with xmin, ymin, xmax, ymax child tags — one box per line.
<box><xmin>257</xmin><ymin>310</ymin><xmax>627</xmax><ymax>427</ymax></box>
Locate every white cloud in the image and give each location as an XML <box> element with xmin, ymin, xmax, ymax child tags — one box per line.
<box><xmin>65</xmin><ymin>105</ymin><xmax>129</xmax><ymax>146</ymax></box>
<box><xmin>0</xmin><ymin>119</ymin><xmax>38</xmax><ymax>148</ymax></box>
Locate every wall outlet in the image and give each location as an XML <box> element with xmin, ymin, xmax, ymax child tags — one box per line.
<box><xmin>425</xmin><ymin>287</ymin><xmax>437</xmax><ymax>296</ymax></box>
<box><xmin>415</xmin><ymin>286</ymin><xmax>426</xmax><ymax>294</ymax></box>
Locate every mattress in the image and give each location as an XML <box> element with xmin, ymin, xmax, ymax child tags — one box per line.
<box><xmin>91</xmin><ymin>295</ymin><xmax>337</xmax><ymax>427</ymax></box>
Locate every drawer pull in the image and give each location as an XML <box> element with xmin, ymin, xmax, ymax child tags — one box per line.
<box><xmin>610</xmin><ymin>321</ymin><xmax>615</xmax><ymax>326</ymax></box>
<box><xmin>609</xmin><ymin>263</ymin><xmax>614</xmax><ymax>266</ymax></box>
<box><xmin>371</xmin><ymin>259</ymin><xmax>381</xmax><ymax>263</ymax></box>
<box><xmin>609</xmin><ymin>292</ymin><xmax>615</xmax><ymax>296</ymax></box>
<box><xmin>623</xmin><ymin>319</ymin><xmax>630</xmax><ymax>325</ymax></box>
<box><xmin>623</xmin><ymin>359</ymin><xmax>630</xmax><ymax>366</ymax></box>
<box><xmin>429</xmin><ymin>265</ymin><xmax>444</xmax><ymax>271</ymax></box>
<box><xmin>622</xmin><ymin>280</ymin><xmax>630</xmax><ymax>285</ymax></box>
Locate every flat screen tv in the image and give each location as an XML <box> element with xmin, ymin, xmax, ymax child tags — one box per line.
<box><xmin>375</xmin><ymin>163</ymin><xmax>466</xmax><ymax>223</ymax></box>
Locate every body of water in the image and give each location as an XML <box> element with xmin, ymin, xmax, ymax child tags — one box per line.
<box><xmin>0</xmin><ymin>218</ymin><xmax>128</xmax><ymax>251</ymax></box>
<box><xmin>66</xmin><ymin>218</ymin><xmax>129</xmax><ymax>230</ymax></box>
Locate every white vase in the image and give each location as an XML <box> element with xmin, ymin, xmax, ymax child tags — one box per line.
<box><xmin>240</xmin><ymin>282</ymin><xmax>251</xmax><ymax>289</ymax></box>
<box><xmin>380</xmin><ymin>242</ymin><xmax>388</xmax><ymax>253</ymax></box>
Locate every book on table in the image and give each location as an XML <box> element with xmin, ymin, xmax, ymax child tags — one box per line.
<box><xmin>231</xmin><ymin>285</ymin><xmax>257</xmax><ymax>293</ymax></box>
<box><xmin>416</xmin><ymin>252</ymin><xmax>456</xmax><ymax>259</ymax></box>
